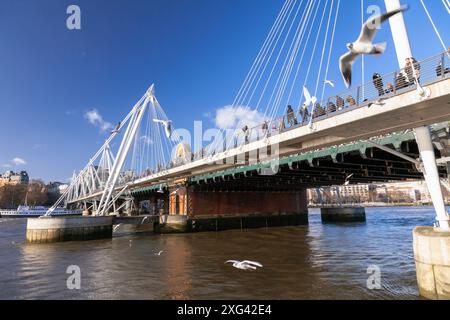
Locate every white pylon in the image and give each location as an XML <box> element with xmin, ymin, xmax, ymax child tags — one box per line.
<box><xmin>384</xmin><ymin>0</ymin><xmax>449</xmax><ymax>229</ymax></box>
<box><xmin>96</xmin><ymin>85</ymin><xmax>155</xmax><ymax>216</ymax></box>
<box><xmin>44</xmin><ymin>89</ymin><xmax>149</xmax><ymax>217</ymax></box>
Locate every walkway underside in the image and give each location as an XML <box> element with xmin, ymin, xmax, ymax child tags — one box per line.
<box><xmin>133</xmin><ymin>130</ymin><xmax>447</xmax><ymax>194</ymax></box>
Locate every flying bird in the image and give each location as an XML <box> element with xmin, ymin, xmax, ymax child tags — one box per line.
<box><xmin>323</xmin><ymin>80</ymin><xmax>335</xmax><ymax>87</ymax></box>
<box><xmin>155</xmin><ymin>250</ymin><xmax>164</xmax><ymax>256</ymax></box>
<box><xmin>302</xmin><ymin>86</ymin><xmax>317</xmax><ymax>108</ymax></box>
<box><xmin>339</xmin><ymin>5</ymin><xmax>409</xmax><ymax>88</ymax></box>
<box><xmin>153</xmin><ymin>119</ymin><xmax>173</xmax><ymax>139</ymax></box>
<box><xmin>225</xmin><ymin>260</ymin><xmax>263</xmax><ymax>270</ymax></box>
<box><xmin>344</xmin><ymin>173</ymin><xmax>354</xmax><ymax>186</ymax></box>
<box><xmin>111</xmin><ymin>121</ymin><xmax>121</xmax><ymax>134</ymax></box>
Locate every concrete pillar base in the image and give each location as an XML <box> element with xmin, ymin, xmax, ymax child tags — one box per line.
<box><xmin>320</xmin><ymin>207</ymin><xmax>366</xmax><ymax>223</ymax></box>
<box><xmin>413</xmin><ymin>226</ymin><xmax>450</xmax><ymax>300</ymax></box>
<box><xmin>26</xmin><ymin>216</ymin><xmax>113</xmax><ymax>243</ymax></box>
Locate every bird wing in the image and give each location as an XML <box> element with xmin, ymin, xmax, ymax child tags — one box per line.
<box><xmin>242</xmin><ymin>260</ymin><xmax>263</xmax><ymax>267</ymax></box>
<box><xmin>303</xmin><ymin>86</ymin><xmax>311</xmax><ymax>102</ymax></box>
<box><xmin>339</xmin><ymin>51</ymin><xmax>359</xmax><ymax>88</ymax></box>
<box><xmin>225</xmin><ymin>260</ymin><xmax>239</xmax><ymax>264</ymax></box>
<box><xmin>357</xmin><ymin>5</ymin><xmax>409</xmax><ymax>43</ymax></box>
<box><xmin>243</xmin><ymin>265</ymin><xmax>257</xmax><ymax>270</ymax></box>
<box><xmin>165</xmin><ymin>125</ymin><xmax>172</xmax><ymax>139</ymax></box>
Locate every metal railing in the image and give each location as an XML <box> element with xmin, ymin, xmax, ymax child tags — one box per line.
<box><xmin>240</xmin><ymin>50</ymin><xmax>450</xmax><ymax>145</ymax></box>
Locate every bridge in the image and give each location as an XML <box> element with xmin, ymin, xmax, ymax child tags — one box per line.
<box><xmin>60</xmin><ymin>51</ymin><xmax>450</xmax><ymax>214</ymax></box>
<box><xmin>26</xmin><ymin>0</ymin><xmax>450</xmax><ymax>299</ymax></box>
<box><xmin>37</xmin><ymin>0</ymin><xmax>448</xmax><ymax>226</ymax></box>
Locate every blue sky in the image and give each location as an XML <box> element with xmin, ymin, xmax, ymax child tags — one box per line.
<box><xmin>0</xmin><ymin>0</ymin><xmax>448</xmax><ymax>182</ymax></box>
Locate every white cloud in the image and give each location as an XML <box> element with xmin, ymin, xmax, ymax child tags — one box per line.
<box><xmin>215</xmin><ymin>105</ymin><xmax>267</xmax><ymax>130</ymax></box>
<box><xmin>12</xmin><ymin>157</ymin><xmax>26</xmax><ymax>166</ymax></box>
<box><xmin>84</xmin><ymin>109</ymin><xmax>113</xmax><ymax>133</ymax></box>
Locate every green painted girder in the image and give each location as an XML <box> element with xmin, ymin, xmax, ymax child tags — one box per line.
<box><xmin>131</xmin><ymin>183</ymin><xmax>167</xmax><ymax>196</ymax></box>
<box><xmin>131</xmin><ymin>123</ymin><xmax>447</xmax><ymax>190</ymax></box>
<box><xmin>188</xmin><ymin>131</ymin><xmax>416</xmax><ymax>184</ymax></box>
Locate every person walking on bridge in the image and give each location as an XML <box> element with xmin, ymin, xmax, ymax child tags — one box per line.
<box><xmin>299</xmin><ymin>105</ymin><xmax>310</xmax><ymax>125</ymax></box>
<box><xmin>286</xmin><ymin>105</ymin><xmax>298</xmax><ymax>127</ymax></box>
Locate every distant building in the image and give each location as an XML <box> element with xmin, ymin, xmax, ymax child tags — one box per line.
<box><xmin>308</xmin><ymin>180</ymin><xmax>448</xmax><ymax>205</ymax></box>
<box><xmin>47</xmin><ymin>182</ymin><xmax>68</xmax><ymax>193</ymax></box>
<box><xmin>0</xmin><ymin>170</ymin><xmax>29</xmax><ymax>186</ymax></box>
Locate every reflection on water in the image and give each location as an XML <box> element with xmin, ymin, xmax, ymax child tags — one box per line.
<box><xmin>0</xmin><ymin>207</ymin><xmax>439</xmax><ymax>299</ymax></box>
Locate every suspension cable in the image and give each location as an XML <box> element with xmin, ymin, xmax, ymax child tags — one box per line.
<box><xmin>419</xmin><ymin>0</ymin><xmax>448</xmax><ymax>54</ymax></box>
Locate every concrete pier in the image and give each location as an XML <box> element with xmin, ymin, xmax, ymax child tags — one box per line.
<box><xmin>112</xmin><ymin>215</ymin><xmax>157</xmax><ymax>235</ymax></box>
<box><xmin>413</xmin><ymin>227</ymin><xmax>450</xmax><ymax>300</ymax></box>
<box><xmin>320</xmin><ymin>207</ymin><xmax>366</xmax><ymax>223</ymax></box>
<box><xmin>26</xmin><ymin>216</ymin><xmax>113</xmax><ymax>243</ymax></box>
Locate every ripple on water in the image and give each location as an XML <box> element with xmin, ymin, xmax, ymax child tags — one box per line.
<box><xmin>0</xmin><ymin>207</ymin><xmax>437</xmax><ymax>299</ymax></box>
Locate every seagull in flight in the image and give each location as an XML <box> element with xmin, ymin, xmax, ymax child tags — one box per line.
<box><xmin>344</xmin><ymin>173</ymin><xmax>354</xmax><ymax>186</ymax></box>
<box><xmin>110</xmin><ymin>121</ymin><xmax>121</xmax><ymax>134</ymax></box>
<box><xmin>225</xmin><ymin>260</ymin><xmax>263</xmax><ymax>270</ymax></box>
<box><xmin>302</xmin><ymin>86</ymin><xmax>317</xmax><ymax>108</ymax></box>
<box><xmin>339</xmin><ymin>5</ymin><xmax>409</xmax><ymax>88</ymax></box>
<box><xmin>155</xmin><ymin>250</ymin><xmax>164</xmax><ymax>256</ymax></box>
<box><xmin>153</xmin><ymin>119</ymin><xmax>173</xmax><ymax>139</ymax></box>
<box><xmin>323</xmin><ymin>80</ymin><xmax>335</xmax><ymax>87</ymax></box>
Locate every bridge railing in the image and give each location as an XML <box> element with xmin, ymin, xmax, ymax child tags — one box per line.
<box><xmin>239</xmin><ymin>51</ymin><xmax>450</xmax><ymax>145</ymax></box>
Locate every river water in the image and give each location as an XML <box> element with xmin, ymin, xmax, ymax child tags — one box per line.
<box><xmin>0</xmin><ymin>207</ymin><xmax>440</xmax><ymax>300</ymax></box>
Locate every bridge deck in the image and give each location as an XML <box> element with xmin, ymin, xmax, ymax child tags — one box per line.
<box><xmin>129</xmin><ymin>78</ymin><xmax>450</xmax><ymax>183</ymax></box>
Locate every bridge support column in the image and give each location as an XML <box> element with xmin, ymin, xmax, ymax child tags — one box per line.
<box><xmin>155</xmin><ymin>186</ymin><xmax>308</xmax><ymax>233</ymax></box>
<box><xmin>385</xmin><ymin>0</ymin><xmax>450</xmax><ymax>299</ymax></box>
<box><xmin>320</xmin><ymin>207</ymin><xmax>366</xmax><ymax>223</ymax></box>
<box><xmin>185</xmin><ymin>188</ymin><xmax>308</xmax><ymax>233</ymax></box>
<box><xmin>156</xmin><ymin>186</ymin><xmax>189</xmax><ymax>233</ymax></box>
